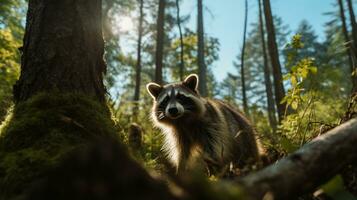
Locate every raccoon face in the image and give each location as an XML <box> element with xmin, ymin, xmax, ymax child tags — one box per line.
<box><xmin>147</xmin><ymin>74</ymin><xmax>205</xmax><ymax>121</ymax></box>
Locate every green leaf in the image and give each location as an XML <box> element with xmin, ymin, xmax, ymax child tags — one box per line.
<box><xmin>309</xmin><ymin>66</ymin><xmax>318</xmax><ymax>74</ymax></box>
<box><xmin>279</xmin><ymin>137</ymin><xmax>298</xmax><ymax>153</ymax></box>
<box><xmin>300</xmin><ymin>68</ymin><xmax>308</xmax><ymax>79</ymax></box>
<box><xmin>320</xmin><ymin>175</ymin><xmax>357</xmax><ymax>200</ymax></box>
<box><xmin>291</xmin><ymin>100</ymin><xmax>298</xmax><ymax>110</ymax></box>
<box><xmin>283</xmin><ymin>74</ymin><xmax>291</xmax><ymax>81</ymax></box>
<box><xmin>291</xmin><ymin>76</ymin><xmax>297</xmax><ymax>86</ymax></box>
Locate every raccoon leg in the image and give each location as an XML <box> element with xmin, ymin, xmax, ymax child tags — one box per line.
<box><xmin>201</xmin><ymin>142</ymin><xmax>227</xmax><ymax>175</ymax></box>
<box><xmin>233</xmin><ymin>129</ymin><xmax>260</xmax><ymax>168</ymax></box>
<box><xmin>176</xmin><ymin>145</ymin><xmax>190</xmax><ymax>174</ymax></box>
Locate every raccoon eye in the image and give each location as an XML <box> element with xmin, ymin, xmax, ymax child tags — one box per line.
<box><xmin>176</xmin><ymin>94</ymin><xmax>195</xmax><ymax>108</ymax></box>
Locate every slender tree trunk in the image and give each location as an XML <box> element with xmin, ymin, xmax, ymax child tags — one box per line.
<box><xmin>346</xmin><ymin>0</ymin><xmax>357</xmax><ymax>93</ymax></box>
<box><xmin>346</xmin><ymin>0</ymin><xmax>357</xmax><ymax>53</ymax></box>
<box><xmin>197</xmin><ymin>0</ymin><xmax>207</xmax><ymax>96</ymax></box>
<box><xmin>155</xmin><ymin>0</ymin><xmax>166</xmax><ymax>85</ymax></box>
<box><xmin>133</xmin><ymin>0</ymin><xmax>144</xmax><ymax>119</ymax></box>
<box><xmin>240</xmin><ymin>0</ymin><xmax>249</xmax><ymax>115</ymax></box>
<box><xmin>13</xmin><ymin>0</ymin><xmax>106</xmax><ymax>103</ymax></box>
<box><xmin>263</xmin><ymin>0</ymin><xmax>286</xmax><ymax>122</ymax></box>
<box><xmin>258</xmin><ymin>0</ymin><xmax>277</xmax><ymax>131</ymax></box>
<box><xmin>338</xmin><ymin>0</ymin><xmax>357</xmax><ymax>93</ymax></box>
<box><xmin>176</xmin><ymin>0</ymin><xmax>185</xmax><ymax>81</ymax></box>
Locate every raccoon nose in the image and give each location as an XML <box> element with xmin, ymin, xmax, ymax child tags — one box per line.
<box><xmin>168</xmin><ymin>107</ymin><xmax>179</xmax><ymax>116</ymax></box>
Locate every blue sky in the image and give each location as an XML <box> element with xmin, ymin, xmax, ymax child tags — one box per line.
<box><xmin>180</xmin><ymin>0</ymin><xmax>337</xmax><ymax>81</ymax></box>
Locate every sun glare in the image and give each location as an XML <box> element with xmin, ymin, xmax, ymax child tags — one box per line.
<box><xmin>113</xmin><ymin>15</ymin><xmax>134</xmax><ymax>34</ymax></box>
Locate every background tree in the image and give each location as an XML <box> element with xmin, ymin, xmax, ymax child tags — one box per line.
<box><xmin>337</xmin><ymin>0</ymin><xmax>357</xmax><ymax>93</ymax></box>
<box><xmin>176</xmin><ymin>0</ymin><xmax>185</xmax><ymax>80</ymax></box>
<box><xmin>155</xmin><ymin>0</ymin><xmax>166</xmax><ymax>84</ymax></box>
<box><xmin>346</xmin><ymin>0</ymin><xmax>357</xmax><ymax>93</ymax></box>
<box><xmin>240</xmin><ymin>0</ymin><xmax>249</xmax><ymax>115</ymax></box>
<box><xmin>229</xmin><ymin>16</ymin><xmax>289</xmax><ymax>134</ymax></box>
<box><xmin>321</xmin><ymin>5</ymin><xmax>352</xmax><ymax>96</ymax></box>
<box><xmin>0</xmin><ymin>0</ymin><xmax>26</xmax><ymax>121</ymax></box>
<box><xmin>133</xmin><ymin>0</ymin><xmax>144</xmax><ymax>119</ymax></box>
<box><xmin>258</xmin><ymin>0</ymin><xmax>277</xmax><ymax>131</ymax></box>
<box><xmin>197</xmin><ymin>0</ymin><xmax>208</xmax><ymax>96</ymax></box>
<box><xmin>169</xmin><ymin>29</ymin><xmax>219</xmax><ymax>87</ymax></box>
<box><xmin>102</xmin><ymin>0</ymin><xmax>134</xmax><ymax>94</ymax></box>
<box><xmin>263</xmin><ymin>0</ymin><xmax>287</xmax><ymax>122</ymax></box>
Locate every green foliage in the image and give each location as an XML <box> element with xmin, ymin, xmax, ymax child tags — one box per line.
<box><xmin>219</xmin><ymin>16</ymin><xmax>290</xmax><ymax>111</ymax></box>
<box><xmin>220</xmin><ymin>73</ymin><xmax>240</xmax><ymax>106</ymax></box>
<box><xmin>0</xmin><ymin>29</ymin><xmax>21</xmax><ymax>119</ymax></box>
<box><xmin>320</xmin><ymin>175</ymin><xmax>357</xmax><ymax>200</ymax></box>
<box><xmin>283</xmin><ymin>34</ymin><xmax>318</xmax><ymax>111</ymax></box>
<box><xmin>278</xmin><ymin>35</ymin><xmax>346</xmax><ymax>152</ymax></box>
<box><xmin>168</xmin><ymin>29</ymin><xmax>220</xmax><ymax>97</ymax></box>
<box><xmin>0</xmin><ymin>93</ymin><xmax>120</xmax><ymax>199</ymax></box>
<box><xmin>2</xmin><ymin>0</ymin><xmax>357</xmax><ymax>198</ymax></box>
<box><xmin>169</xmin><ymin>30</ymin><xmax>220</xmax><ymax>79</ymax></box>
<box><xmin>111</xmin><ymin>90</ymin><xmax>166</xmax><ymax>170</ymax></box>
<box><xmin>0</xmin><ymin>0</ymin><xmax>26</xmax><ymax>122</ymax></box>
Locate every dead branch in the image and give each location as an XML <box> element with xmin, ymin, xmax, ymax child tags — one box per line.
<box><xmin>236</xmin><ymin>118</ymin><xmax>357</xmax><ymax>200</ymax></box>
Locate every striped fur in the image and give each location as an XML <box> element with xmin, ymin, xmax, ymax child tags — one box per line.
<box><xmin>146</xmin><ymin>74</ymin><xmax>260</xmax><ymax>174</ymax></box>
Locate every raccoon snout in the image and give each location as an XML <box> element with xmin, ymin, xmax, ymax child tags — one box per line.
<box><xmin>168</xmin><ymin>107</ymin><xmax>179</xmax><ymax>115</ymax></box>
<box><xmin>165</xmin><ymin>105</ymin><xmax>184</xmax><ymax>119</ymax></box>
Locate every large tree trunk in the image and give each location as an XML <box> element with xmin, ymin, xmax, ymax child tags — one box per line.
<box><xmin>176</xmin><ymin>0</ymin><xmax>185</xmax><ymax>81</ymax></box>
<box><xmin>238</xmin><ymin>118</ymin><xmax>357</xmax><ymax>200</ymax></box>
<box><xmin>262</xmin><ymin>0</ymin><xmax>286</xmax><ymax>122</ymax></box>
<box><xmin>197</xmin><ymin>0</ymin><xmax>207</xmax><ymax>96</ymax></box>
<box><xmin>258</xmin><ymin>0</ymin><xmax>277</xmax><ymax>131</ymax></box>
<box><xmin>240</xmin><ymin>0</ymin><xmax>249</xmax><ymax>115</ymax></box>
<box><xmin>13</xmin><ymin>0</ymin><xmax>106</xmax><ymax>103</ymax></box>
<box><xmin>155</xmin><ymin>0</ymin><xmax>166</xmax><ymax>85</ymax></box>
<box><xmin>1</xmin><ymin>0</ymin><xmax>110</xmax><ymax>198</ymax></box>
<box><xmin>133</xmin><ymin>0</ymin><xmax>144</xmax><ymax>118</ymax></box>
<box><xmin>346</xmin><ymin>0</ymin><xmax>357</xmax><ymax>93</ymax></box>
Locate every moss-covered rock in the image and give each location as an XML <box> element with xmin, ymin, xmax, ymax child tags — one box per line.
<box><xmin>0</xmin><ymin>93</ymin><xmax>119</xmax><ymax>199</ymax></box>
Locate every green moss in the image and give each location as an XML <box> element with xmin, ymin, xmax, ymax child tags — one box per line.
<box><xmin>0</xmin><ymin>93</ymin><xmax>119</xmax><ymax>199</ymax></box>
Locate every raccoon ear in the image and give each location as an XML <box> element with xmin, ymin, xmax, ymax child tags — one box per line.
<box><xmin>183</xmin><ymin>74</ymin><xmax>199</xmax><ymax>92</ymax></box>
<box><xmin>146</xmin><ymin>83</ymin><xmax>163</xmax><ymax>99</ymax></box>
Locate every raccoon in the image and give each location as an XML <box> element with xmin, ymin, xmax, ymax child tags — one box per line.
<box><xmin>146</xmin><ymin>74</ymin><xmax>261</xmax><ymax>174</ymax></box>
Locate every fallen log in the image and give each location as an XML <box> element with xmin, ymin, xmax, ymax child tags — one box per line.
<box><xmin>237</xmin><ymin>118</ymin><xmax>357</xmax><ymax>199</ymax></box>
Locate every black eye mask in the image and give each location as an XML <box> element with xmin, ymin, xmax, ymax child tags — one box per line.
<box><xmin>176</xmin><ymin>93</ymin><xmax>196</xmax><ymax>111</ymax></box>
<box><xmin>158</xmin><ymin>95</ymin><xmax>169</xmax><ymax>110</ymax></box>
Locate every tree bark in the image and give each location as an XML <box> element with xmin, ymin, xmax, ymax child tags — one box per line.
<box><xmin>262</xmin><ymin>0</ymin><xmax>286</xmax><ymax>122</ymax></box>
<box><xmin>258</xmin><ymin>0</ymin><xmax>277</xmax><ymax>132</ymax></box>
<box><xmin>155</xmin><ymin>0</ymin><xmax>166</xmax><ymax>85</ymax></box>
<box><xmin>13</xmin><ymin>0</ymin><xmax>106</xmax><ymax>103</ymax></box>
<box><xmin>176</xmin><ymin>0</ymin><xmax>185</xmax><ymax>81</ymax></box>
<box><xmin>1</xmin><ymin>1</ymin><xmax>119</xmax><ymax>198</ymax></box>
<box><xmin>237</xmin><ymin>118</ymin><xmax>357</xmax><ymax>200</ymax></box>
<box><xmin>197</xmin><ymin>0</ymin><xmax>207</xmax><ymax>96</ymax></box>
<box><xmin>133</xmin><ymin>0</ymin><xmax>144</xmax><ymax>118</ymax></box>
<box><xmin>346</xmin><ymin>0</ymin><xmax>357</xmax><ymax>93</ymax></box>
<box><xmin>240</xmin><ymin>0</ymin><xmax>249</xmax><ymax>116</ymax></box>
